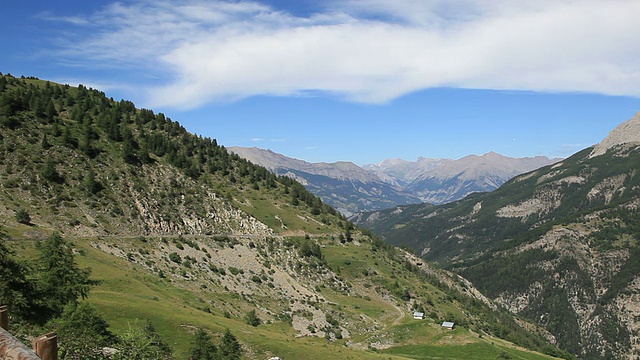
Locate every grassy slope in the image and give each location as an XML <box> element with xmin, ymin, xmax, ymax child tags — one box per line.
<box><xmin>8</xmin><ymin>237</ymin><xmax>557</xmax><ymax>360</ymax></box>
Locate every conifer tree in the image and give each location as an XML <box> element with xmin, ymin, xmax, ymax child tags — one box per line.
<box><xmin>190</xmin><ymin>328</ymin><xmax>217</xmax><ymax>360</ymax></box>
<box><xmin>0</xmin><ymin>230</ymin><xmax>37</xmax><ymax>320</ymax></box>
<box><xmin>82</xmin><ymin>168</ymin><xmax>102</xmax><ymax>195</ymax></box>
<box><xmin>51</xmin><ymin>302</ymin><xmax>116</xmax><ymax>359</ymax></box>
<box><xmin>220</xmin><ymin>328</ymin><xmax>242</xmax><ymax>360</ymax></box>
<box><xmin>42</xmin><ymin>157</ymin><xmax>62</xmax><ymax>183</ymax></box>
<box><xmin>36</xmin><ymin>233</ymin><xmax>95</xmax><ymax>318</ymax></box>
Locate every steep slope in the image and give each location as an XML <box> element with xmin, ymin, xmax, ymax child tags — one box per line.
<box><xmin>355</xmin><ymin>111</ymin><xmax>640</xmax><ymax>359</ymax></box>
<box><xmin>0</xmin><ymin>74</ymin><xmax>564</xmax><ymax>359</ymax></box>
<box><xmin>229</xmin><ymin>146</ymin><xmax>421</xmax><ymax>216</ymax></box>
<box><xmin>0</xmin><ymin>79</ymin><xmax>339</xmax><ymax>240</ymax></box>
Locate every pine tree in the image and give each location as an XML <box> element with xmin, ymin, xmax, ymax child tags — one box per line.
<box><xmin>244</xmin><ymin>310</ymin><xmax>261</xmax><ymax>326</ymax></box>
<box><xmin>37</xmin><ymin>233</ymin><xmax>96</xmax><ymax>318</ymax></box>
<box><xmin>82</xmin><ymin>168</ymin><xmax>102</xmax><ymax>195</ymax></box>
<box><xmin>45</xmin><ymin>99</ymin><xmax>57</xmax><ymax>123</ymax></box>
<box><xmin>220</xmin><ymin>329</ymin><xmax>242</xmax><ymax>360</ymax></box>
<box><xmin>42</xmin><ymin>157</ymin><xmax>62</xmax><ymax>183</ymax></box>
<box><xmin>0</xmin><ymin>230</ymin><xmax>38</xmax><ymax>321</ymax></box>
<box><xmin>79</xmin><ymin>117</ymin><xmax>94</xmax><ymax>156</ymax></box>
<box><xmin>113</xmin><ymin>321</ymin><xmax>174</xmax><ymax>360</ymax></box>
<box><xmin>190</xmin><ymin>328</ymin><xmax>218</xmax><ymax>360</ymax></box>
<box><xmin>62</xmin><ymin>125</ymin><xmax>76</xmax><ymax>148</ymax></box>
<box><xmin>122</xmin><ymin>127</ymin><xmax>138</xmax><ymax>165</ymax></box>
<box><xmin>51</xmin><ymin>302</ymin><xmax>116</xmax><ymax>359</ymax></box>
<box><xmin>41</xmin><ymin>132</ymin><xmax>51</xmax><ymax>149</ymax></box>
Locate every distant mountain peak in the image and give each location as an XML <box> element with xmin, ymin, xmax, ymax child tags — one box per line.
<box><xmin>590</xmin><ymin>111</ymin><xmax>640</xmax><ymax>158</ymax></box>
<box><xmin>231</xmin><ymin>146</ymin><xmax>558</xmax><ymax>213</ymax></box>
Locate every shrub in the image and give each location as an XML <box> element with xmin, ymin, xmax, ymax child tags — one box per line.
<box><xmin>168</xmin><ymin>252</ymin><xmax>181</xmax><ymax>264</ymax></box>
<box><xmin>15</xmin><ymin>208</ymin><xmax>31</xmax><ymax>224</ymax></box>
<box><xmin>244</xmin><ymin>310</ymin><xmax>261</xmax><ymax>326</ymax></box>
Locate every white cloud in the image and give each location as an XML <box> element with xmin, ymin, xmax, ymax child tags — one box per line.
<box><xmin>250</xmin><ymin>137</ymin><xmax>286</xmax><ymax>142</ymax></box>
<box><xmin>53</xmin><ymin>0</ymin><xmax>640</xmax><ymax>109</ymax></box>
<box><xmin>37</xmin><ymin>11</ymin><xmax>90</xmax><ymax>25</ymax></box>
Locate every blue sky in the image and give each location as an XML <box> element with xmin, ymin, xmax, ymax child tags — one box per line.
<box><xmin>2</xmin><ymin>0</ymin><xmax>640</xmax><ymax>165</ymax></box>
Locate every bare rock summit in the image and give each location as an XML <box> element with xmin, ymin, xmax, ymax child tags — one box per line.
<box><xmin>590</xmin><ymin>111</ymin><xmax>640</xmax><ymax>157</ymax></box>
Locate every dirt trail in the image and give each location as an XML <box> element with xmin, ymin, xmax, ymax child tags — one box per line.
<box><xmin>391</xmin><ymin>302</ymin><xmax>405</xmax><ymax>325</ymax></box>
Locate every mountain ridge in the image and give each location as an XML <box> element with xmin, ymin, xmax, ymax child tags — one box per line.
<box><xmin>230</xmin><ymin>146</ymin><xmax>560</xmax><ymax>214</ymax></box>
<box><xmin>229</xmin><ymin>146</ymin><xmax>422</xmax><ymax>215</ymax></box>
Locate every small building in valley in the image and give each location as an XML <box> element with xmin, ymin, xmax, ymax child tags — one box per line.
<box><xmin>413</xmin><ymin>311</ymin><xmax>425</xmax><ymax>320</ymax></box>
<box><xmin>441</xmin><ymin>321</ymin><xmax>454</xmax><ymax>329</ymax></box>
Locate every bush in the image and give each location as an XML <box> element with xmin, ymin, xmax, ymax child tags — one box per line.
<box><xmin>113</xmin><ymin>320</ymin><xmax>173</xmax><ymax>359</ymax></box>
<box><xmin>168</xmin><ymin>252</ymin><xmax>181</xmax><ymax>264</ymax></box>
<box><xmin>15</xmin><ymin>208</ymin><xmax>31</xmax><ymax>224</ymax></box>
<box><xmin>50</xmin><ymin>302</ymin><xmax>116</xmax><ymax>359</ymax></box>
<box><xmin>244</xmin><ymin>310</ymin><xmax>261</xmax><ymax>327</ymax></box>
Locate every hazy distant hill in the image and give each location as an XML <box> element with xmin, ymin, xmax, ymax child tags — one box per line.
<box><xmin>365</xmin><ymin>152</ymin><xmax>560</xmax><ymax>204</ymax></box>
<box><xmin>355</xmin><ymin>111</ymin><xmax>640</xmax><ymax>359</ymax></box>
<box><xmin>363</xmin><ymin>157</ymin><xmax>448</xmax><ymax>187</ymax></box>
<box><xmin>231</xmin><ymin>147</ymin><xmax>559</xmax><ymax>214</ymax></box>
<box><xmin>228</xmin><ymin>147</ymin><xmax>421</xmax><ymax>215</ymax></box>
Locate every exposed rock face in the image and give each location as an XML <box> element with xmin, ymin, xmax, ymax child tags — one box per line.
<box><xmin>229</xmin><ymin>147</ymin><xmax>378</xmax><ymax>183</ymax></box>
<box><xmin>0</xmin><ymin>160</ymin><xmax>273</xmax><ymax>239</ymax></box>
<box><xmin>590</xmin><ymin>111</ymin><xmax>640</xmax><ymax>158</ymax></box>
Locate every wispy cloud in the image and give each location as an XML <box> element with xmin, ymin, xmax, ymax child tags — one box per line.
<box><xmin>37</xmin><ymin>11</ymin><xmax>90</xmax><ymax>25</ymax></box>
<box><xmin>250</xmin><ymin>137</ymin><xmax>286</xmax><ymax>142</ymax></box>
<box><xmin>49</xmin><ymin>0</ymin><xmax>640</xmax><ymax>109</ymax></box>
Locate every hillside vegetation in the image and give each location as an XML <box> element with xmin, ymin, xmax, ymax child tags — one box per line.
<box><xmin>355</xmin><ymin>117</ymin><xmax>640</xmax><ymax>359</ymax></box>
<box><xmin>0</xmin><ymin>73</ymin><xmax>563</xmax><ymax>359</ymax></box>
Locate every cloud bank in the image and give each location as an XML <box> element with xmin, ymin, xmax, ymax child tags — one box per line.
<box><xmin>54</xmin><ymin>0</ymin><xmax>640</xmax><ymax>109</ymax></box>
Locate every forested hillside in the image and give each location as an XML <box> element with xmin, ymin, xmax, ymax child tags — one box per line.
<box><xmin>0</xmin><ymin>74</ymin><xmax>345</xmax><ymax>237</ymax></box>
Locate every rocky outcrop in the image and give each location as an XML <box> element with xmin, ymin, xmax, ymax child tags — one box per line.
<box><xmin>590</xmin><ymin>111</ymin><xmax>640</xmax><ymax>158</ymax></box>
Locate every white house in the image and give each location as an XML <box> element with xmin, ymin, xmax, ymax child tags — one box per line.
<box><xmin>413</xmin><ymin>311</ymin><xmax>425</xmax><ymax>320</ymax></box>
<box><xmin>441</xmin><ymin>321</ymin><xmax>454</xmax><ymax>329</ymax></box>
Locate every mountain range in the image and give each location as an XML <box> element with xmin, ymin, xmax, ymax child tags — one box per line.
<box><xmin>0</xmin><ymin>74</ymin><xmax>564</xmax><ymax>359</ymax></box>
<box><xmin>354</xmin><ymin>111</ymin><xmax>640</xmax><ymax>359</ymax></box>
<box><xmin>230</xmin><ymin>146</ymin><xmax>559</xmax><ymax>215</ymax></box>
